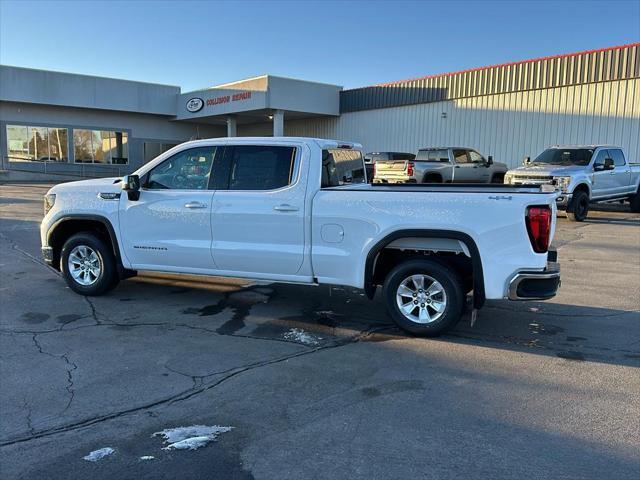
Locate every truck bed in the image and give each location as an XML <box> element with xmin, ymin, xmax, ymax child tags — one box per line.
<box><xmin>326</xmin><ymin>183</ymin><xmax>553</xmax><ymax>194</ymax></box>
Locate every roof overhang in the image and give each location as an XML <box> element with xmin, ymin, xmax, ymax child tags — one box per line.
<box><xmin>175</xmin><ymin>75</ymin><xmax>341</xmax><ymax>124</ymax></box>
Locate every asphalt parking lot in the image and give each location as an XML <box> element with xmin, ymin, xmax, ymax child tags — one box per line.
<box><xmin>0</xmin><ymin>182</ymin><xmax>639</xmax><ymax>480</ymax></box>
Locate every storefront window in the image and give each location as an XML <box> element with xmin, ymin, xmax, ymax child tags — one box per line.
<box><xmin>7</xmin><ymin>125</ymin><xmax>31</xmax><ymax>160</ymax></box>
<box><xmin>111</xmin><ymin>132</ymin><xmax>129</xmax><ymax>164</ymax></box>
<box><xmin>73</xmin><ymin>129</ymin><xmax>128</xmax><ymax>164</ymax></box>
<box><xmin>6</xmin><ymin>125</ymin><xmax>69</xmax><ymax>162</ymax></box>
<box><xmin>29</xmin><ymin>127</ymin><xmax>49</xmax><ymax>161</ymax></box>
<box><xmin>49</xmin><ymin>128</ymin><xmax>69</xmax><ymax>161</ymax></box>
<box><xmin>73</xmin><ymin>129</ymin><xmax>94</xmax><ymax>163</ymax></box>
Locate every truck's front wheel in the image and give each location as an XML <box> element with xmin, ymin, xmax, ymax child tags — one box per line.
<box><xmin>383</xmin><ymin>259</ymin><xmax>464</xmax><ymax>337</ymax></box>
<box><xmin>60</xmin><ymin>233</ymin><xmax>119</xmax><ymax>296</ymax></box>
<box><xmin>566</xmin><ymin>190</ymin><xmax>589</xmax><ymax>221</ymax></box>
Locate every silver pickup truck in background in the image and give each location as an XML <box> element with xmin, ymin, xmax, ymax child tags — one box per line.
<box><xmin>373</xmin><ymin>147</ymin><xmax>508</xmax><ymax>184</ymax></box>
<box><xmin>504</xmin><ymin>145</ymin><xmax>640</xmax><ymax>221</ymax></box>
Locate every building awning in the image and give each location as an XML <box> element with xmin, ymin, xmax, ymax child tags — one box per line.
<box><xmin>175</xmin><ymin>75</ymin><xmax>341</xmax><ymax>127</ymax></box>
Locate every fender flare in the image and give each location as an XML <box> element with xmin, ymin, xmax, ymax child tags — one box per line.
<box><xmin>364</xmin><ymin>229</ymin><xmax>485</xmax><ymax>309</ymax></box>
<box><xmin>571</xmin><ymin>182</ymin><xmax>591</xmax><ymax>196</ymax></box>
<box><xmin>47</xmin><ymin>214</ymin><xmax>130</xmax><ymax>276</ymax></box>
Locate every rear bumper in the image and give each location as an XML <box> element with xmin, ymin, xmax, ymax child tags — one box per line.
<box><xmin>507</xmin><ymin>259</ymin><xmax>561</xmax><ymax>301</ymax></box>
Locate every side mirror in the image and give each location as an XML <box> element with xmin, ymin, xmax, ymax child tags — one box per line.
<box><xmin>487</xmin><ymin>156</ymin><xmax>493</xmax><ymax>166</ymax></box>
<box><xmin>604</xmin><ymin>158</ymin><xmax>614</xmax><ymax>170</ymax></box>
<box><xmin>523</xmin><ymin>156</ymin><xmax>531</xmax><ymax>165</ymax></box>
<box><xmin>122</xmin><ymin>174</ymin><xmax>140</xmax><ymax>201</ymax></box>
<box><xmin>594</xmin><ymin>158</ymin><xmax>615</xmax><ymax>172</ymax></box>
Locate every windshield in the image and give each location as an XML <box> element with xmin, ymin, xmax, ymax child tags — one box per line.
<box><xmin>532</xmin><ymin>148</ymin><xmax>594</xmax><ymax>166</ymax></box>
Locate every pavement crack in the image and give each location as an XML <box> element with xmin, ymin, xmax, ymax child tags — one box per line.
<box><xmin>30</xmin><ymin>333</ymin><xmax>77</xmax><ymax>414</ymax></box>
<box><xmin>83</xmin><ymin>296</ymin><xmax>102</xmax><ymax>325</ymax></box>
<box><xmin>0</xmin><ymin>325</ymin><xmax>378</xmax><ymax>448</ymax></box>
<box><xmin>60</xmin><ymin>353</ymin><xmax>78</xmax><ymax>412</ymax></box>
<box><xmin>22</xmin><ymin>399</ymin><xmax>35</xmax><ymax>436</ymax></box>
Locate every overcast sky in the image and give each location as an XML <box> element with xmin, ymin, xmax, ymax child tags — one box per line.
<box><xmin>1</xmin><ymin>0</ymin><xmax>639</xmax><ymax>91</ymax></box>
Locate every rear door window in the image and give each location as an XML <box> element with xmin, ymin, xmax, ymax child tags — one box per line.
<box><xmin>321</xmin><ymin>149</ymin><xmax>366</xmax><ymax>188</ymax></box>
<box><xmin>223</xmin><ymin>145</ymin><xmax>297</xmax><ymax>191</ymax></box>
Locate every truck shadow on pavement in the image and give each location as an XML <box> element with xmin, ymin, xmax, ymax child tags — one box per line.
<box><xmin>116</xmin><ymin>274</ymin><xmax>640</xmax><ymax>369</ymax></box>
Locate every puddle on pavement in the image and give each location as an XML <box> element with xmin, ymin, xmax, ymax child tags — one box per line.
<box><xmin>529</xmin><ymin>322</ymin><xmax>565</xmax><ymax>336</ymax></box>
<box><xmin>557</xmin><ymin>351</ymin><xmax>586</xmax><ymax>361</ymax></box>
<box><xmin>20</xmin><ymin>312</ymin><xmax>50</xmax><ymax>324</ymax></box>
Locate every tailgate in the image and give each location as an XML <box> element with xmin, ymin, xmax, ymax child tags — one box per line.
<box><xmin>374</xmin><ymin>160</ymin><xmax>410</xmax><ymax>180</ymax></box>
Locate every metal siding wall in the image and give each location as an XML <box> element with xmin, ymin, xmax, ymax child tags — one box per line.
<box><xmin>341</xmin><ymin>44</ymin><xmax>640</xmax><ymax>113</ymax></box>
<box><xmin>286</xmin><ymin>78</ymin><xmax>640</xmax><ymax>169</ymax></box>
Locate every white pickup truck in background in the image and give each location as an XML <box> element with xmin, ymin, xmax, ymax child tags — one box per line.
<box><xmin>505</xmin><ymin>145</ymin><xmax>640</xmax><ymax>221</ymax></box>
<box><xmin>40</xmin><ymin>137</ymin><xmax>561</xmax><ymax>336</ymax></box>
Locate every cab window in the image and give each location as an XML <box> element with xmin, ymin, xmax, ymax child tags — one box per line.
<box><xmin>468</xmin><ymin>150</ymin><xmax>485</xmax><ymax>163</ymax></box>
<box><xmin>610</xmin><ymin>149</ymin><xmax>626</xmax><ymax>167</ymax></box>
<box><xmin>146</xmin><ymin>147</ymin><xmax>216</xmax><ymax>190</ymax></box>
<box><xmin>321</xmin><ymin>149</ymin><xmax>366</xmax><ymax>188</ymax></box>
<box><xmin>416</xmin><ymin>149</ymin><xmax>448</xmax><ymax>162</ymax></box>
<box><xmin>430</xmin><ymin>150</ymin><xmax>449</xmax><ymax>162</ymax></box>
<box><xmin>453</xmin><ymin>149</ymin><xmax>470</xmax><ymax>164</ymax></box>
<box><xmin>592</xmin><ymin>150</ymin><xmax>610</xmax><ymax>168</ymax></box>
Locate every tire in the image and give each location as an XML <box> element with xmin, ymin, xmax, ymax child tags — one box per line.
<box><xmin>630</xmin><ymin>188</ymin><xmax>640</xmax><ymax>213</ymax></box>
<box><xmin>566</xmin><ymin>190</ymin><xmax>590</xmax><ymax>222</ymax></box>
<box><xmin>491</xmin><ymin>173</ymin><xmax>505</xmax><ymax>184</ymax></box>
<box><xmin>423</xmin><ymin>175</ymin><xmax>442</xmax><ymax>184</ymax></box>
<box><xmin>60</xmin><ymin>232</ymin><xmax>119</xmax><ymax>296</ymax></box>
<box><xmin>383</xmin><ymin>259</ymin><xmax>464</xmax><ymax>337</ymax></box>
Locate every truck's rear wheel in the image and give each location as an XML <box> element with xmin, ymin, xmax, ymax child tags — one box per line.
<box><xmin>630</xmin><ymin>187</ymin><xmax>640</xmax><ymax>213</ymax></box>
<box><xmin>61</xmin><ymin>233</ymin><xmax>118</xmax><ymax>296</ymax></box>
<box><xmin>566</xmin><ymin>190</ymin><xmax>589</xmax><ymax>221</ymax></box>
<box><xmin>383</xmin><ymin>259</ymin><xmax>464</xmax><ymax>337</ymax></box>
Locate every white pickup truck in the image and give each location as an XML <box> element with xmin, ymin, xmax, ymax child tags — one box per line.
<box><xmin>40</xmin><ymin>137</ymin><xmax>561</xmax><ymax>336</ymax></box>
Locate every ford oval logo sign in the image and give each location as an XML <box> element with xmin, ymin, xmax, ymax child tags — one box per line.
<box><xmin>186</xmin><ymin>97</ymin><xmax>204</xmax><ymax>113</ymax></box>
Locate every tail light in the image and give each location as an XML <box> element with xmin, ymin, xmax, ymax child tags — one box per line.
<box><xmin>407</xmin><ymin>161</ymin><xmax>415</xmax><ymax>176</ymax></box>
<box><xmin>526</xmin><ymin>206</ymin><xmax>551</xmax><ymax>253</ymax></box>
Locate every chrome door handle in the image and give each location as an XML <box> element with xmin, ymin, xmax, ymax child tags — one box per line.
<box><xmin>184</xmin><ymin>202</ymin><xmax>207</xmax><ymax>209</ymax></box>
<box><xmin>274</xmin><ymin>204</ymin><xmax>299</xmax><ymax>212</ymax></box>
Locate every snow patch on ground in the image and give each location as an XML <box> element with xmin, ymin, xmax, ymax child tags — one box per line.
<box><xmin>153</xmin><ymin>425</ymin><xmax>233</xmax><ymax>451</ymax></box>
<box><xmin>139</xmin><ymin>456</ymin><xmax>155</xmax><ymax>461</ymax></box>
<box><xmin>83</xmin><ymin>447</ymin><xmax>115</xmax><ymax>462</ymax></box>
<box><xmin>284</xmin><ymin>328</ymin><xmax>321</xmax><ymax>346</ymax></box>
